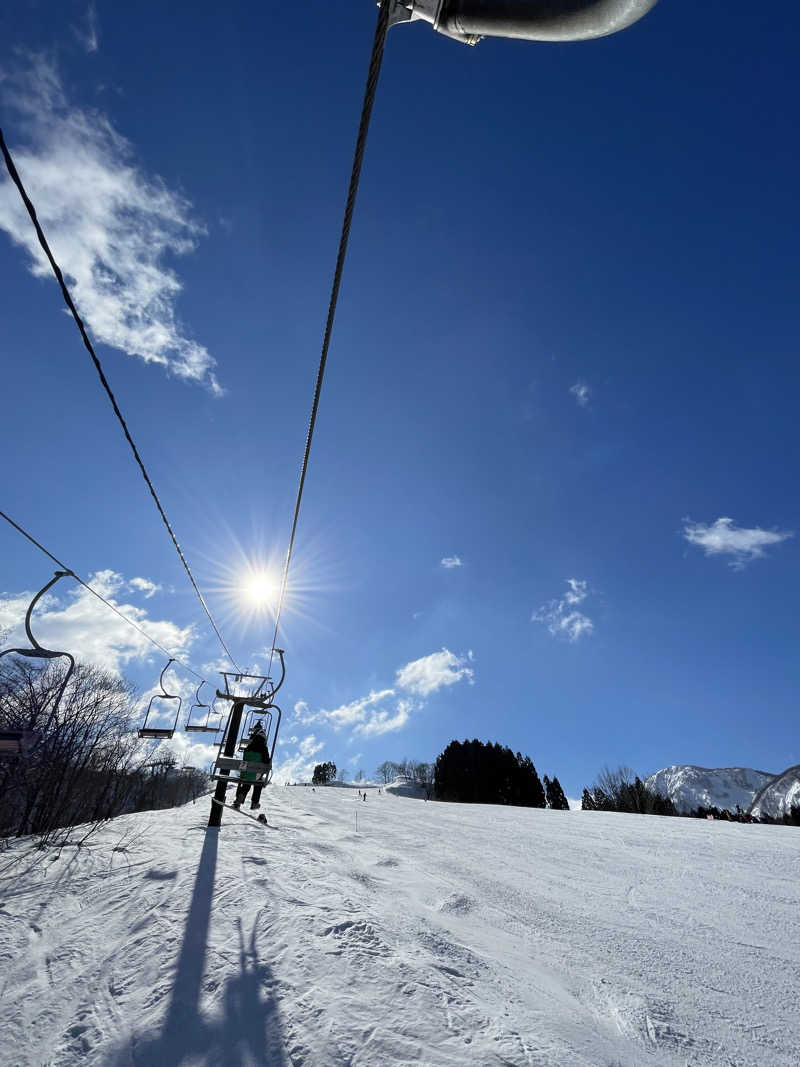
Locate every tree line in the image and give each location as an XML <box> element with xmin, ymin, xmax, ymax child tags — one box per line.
<box><xmin>434</xmin><ymin>739</ymin><xmax>568</xmax><ymax>808</ymax></box>
<box><xmin>1</xmin><ymin>657</ymin><xmax>209</xmax><ymax>845</ymax></box>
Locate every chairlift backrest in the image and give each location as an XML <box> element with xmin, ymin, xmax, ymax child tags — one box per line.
<box><xmin>184</xmin><ymin>680</ymin><xmax>221</xmax><ymax>733</ymax></box>
<box><xmin>138</xmin><ymin>658</ymin><xmax>182</xmax><ymax>739</ymax></box>
<box><xmin>0</xmin><ymin>571</ymin><xmax>76</xmax><ymax>751</ymax></box>
<box><xmin>237</xmin><ymin>707</ymin><xmax>274</xmax><ymax>750</ymax></box>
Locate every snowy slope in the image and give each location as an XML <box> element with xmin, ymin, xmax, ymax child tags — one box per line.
<box><xmin>2</xmin><ymin>788</ymin><xmax>799</xmax><ymax>1066</ymax></box>
<box><xmin>749</xmin><ymin>764</ymin><xmax>800</xmax><ymax>820</ymax></box>
<box><xmin>384</xmin><ymin>775</ymin><xmax>427</xmax><ymax>799</ymax></box>
<box><xmin>645</xmin><ymin>764</ymin><xmax>775</xmax><ymax>814</ymax></box>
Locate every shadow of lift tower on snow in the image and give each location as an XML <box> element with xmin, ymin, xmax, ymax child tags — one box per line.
<box><xmin>111</xmin><ymin>828</ymin><xmax>287</xmax><ymax>1065</ymax></box>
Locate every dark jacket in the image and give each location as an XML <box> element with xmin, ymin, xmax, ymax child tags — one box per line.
<box><xmin>246</xmin><ymin>728</ymin><xmax>270</xmax><ymax>763</ymax></box>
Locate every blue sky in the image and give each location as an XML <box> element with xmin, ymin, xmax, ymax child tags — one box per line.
<box><xmin>1</xmin><ymin>1</ymin><xmax>798</xmax><ymax>795</ymax></box>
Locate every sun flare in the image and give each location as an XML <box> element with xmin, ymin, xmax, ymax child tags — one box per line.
<box><xmin>242</xmin><ymin>571</ymin><xmax>280</xmax><ymax>609</ymax></box>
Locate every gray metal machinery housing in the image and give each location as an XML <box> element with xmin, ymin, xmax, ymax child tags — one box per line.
<box><xmin>388</xmin><ymin>0</ymin><xmax>660</xmax><ymax>45</ymax></box>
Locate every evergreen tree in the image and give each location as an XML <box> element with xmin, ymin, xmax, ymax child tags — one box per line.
<box><xmin>581</xmin><ymin>788</ymin><xmax>596</xmax><ymax>811</ymax></box>
<box><xmin>433</xmin><ymin>739</ymin><xmax>547</xmax><ymax>807</ymax></box>
<box><xmin>547</xmin><ymin>776</ymin><xmax>570</xmax><ymax>810</ymax></box>
<box><xmin>312</xmin><ymin>761</ymin><xmax>337</xmax><ymax>785</ymax></box>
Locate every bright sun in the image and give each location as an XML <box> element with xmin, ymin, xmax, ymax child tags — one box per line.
<box><xmin>243</xmin><ymin>571</ymin><xmax>280</xmax><ymax>608</ymax></box>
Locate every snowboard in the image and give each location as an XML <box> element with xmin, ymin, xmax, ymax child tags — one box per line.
<box><xmin>211</xmin><ymin>797</ymin><xmax>268</xmax><ymax>825</ymax></box>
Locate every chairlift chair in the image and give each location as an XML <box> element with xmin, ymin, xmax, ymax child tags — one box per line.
<box><xmin>0</xmin><ymin>570</ymin><xmax>76</xmax><ymax>759</ymax></box>
<box><xmin>184</xmin><ymin>680</ymin><xmax>221</xmax><ymax>733</ymax></box>
<box><xmin>138</xmin><ymin>658</ymin><xmax>182</xmax><ymax>739</ymax></box>
<box><xmin>211</xmin><ymin>650</ymin><xmax>286</xmax><ymax>787</ymax></box>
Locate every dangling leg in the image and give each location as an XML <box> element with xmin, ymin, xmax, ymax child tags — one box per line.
<box><xmin>234</xmin><ymin>781</ymin><xmax>251</xmax><ymax>808</ymax></box>
<box><xmin>250</xmin><ymin>784</ymin><xmax>263</xmax><ymax>810</ymax></box>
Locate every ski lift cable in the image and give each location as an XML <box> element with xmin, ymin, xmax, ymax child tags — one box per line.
<box><xmin>268</xmin><ymin>0</ymin><xmax>392</xmax><ymax>668</ymax></box>
<box><xmin>0</xmin><ymin>129</ymin><xmax>242</xmax><ymax>676</ymax></box>
<box><xmin>0</xmin><ymin>508</ymin><xmax>205</xmax><ymax>681</ymax></box>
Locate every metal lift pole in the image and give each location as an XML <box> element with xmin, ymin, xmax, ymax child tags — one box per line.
<box><xmin>208</xmin><ymin>698</ymin><xmax>246</xmax><ymax>827</ymax></box>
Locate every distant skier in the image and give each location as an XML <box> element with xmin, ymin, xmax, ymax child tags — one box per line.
<box><xmin>233</xmin><ymin>721</ymin><xmax>271</xmax><ymax>811</ymax></box>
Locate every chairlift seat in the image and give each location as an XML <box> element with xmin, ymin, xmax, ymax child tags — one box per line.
<box><xmin>138</xmin><ymin>727</ymin><xmax>175</xmax><ymax>740</ymax></box>
<box><xmin>214</xmin><ymin>754</ymin><xmax>271</xmax><ymax>775</ymax></box>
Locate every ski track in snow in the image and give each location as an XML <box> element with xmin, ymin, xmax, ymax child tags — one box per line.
<box><xmin>1</xmin><ymin>789</ymin><xmax>799</xmax><ymax>1066</ymax></box>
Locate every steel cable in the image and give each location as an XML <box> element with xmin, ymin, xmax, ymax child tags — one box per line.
<box><xmin>0</xmin><ymin>508</ymin><xmax>204</xmax><ymax>680</ymax></box>
<box><xmin>0</xmin><ymin>128</ymin><xmax>242</xmax><ymax>674</ymax></box>
<box><xmin>269</xmin><ymin>0</ymin><xmax>392</xmax><ymax>665</ymax></box>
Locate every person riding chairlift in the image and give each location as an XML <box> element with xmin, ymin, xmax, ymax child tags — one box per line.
<box><xmin>233</xmin><ymin>721</ymin><xmax>271</xmax><ymax>811</ymax></box>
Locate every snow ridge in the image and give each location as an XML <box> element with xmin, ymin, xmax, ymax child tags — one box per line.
<box><xmin>749</xmin><ymin>764</ymin><xmax>800</xmax><ymax>820</ymax></box>
<box><xmin>645</xmin><ymin>764</ymin><xmax>775</xmax><ymax>814</ymax></box>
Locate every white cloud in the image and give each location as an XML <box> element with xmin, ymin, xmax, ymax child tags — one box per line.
<box><xmin>396</xmin><ymin>648</ymin><xmax>474</xmax><ymax>697</ymax></box>
<box><xmin>353</xmin><ymin>699</ymin><xmax>413</xmax><ymax>738</ymax></box>
<box><xmin>325</xmin><ymin>689</ymin><xmax>395</xmax><ymax>729</ymax></box>
<box><xmin>0</xmin><ymin>570</ymin><xmax>195</xmax><ymax>673</ymax></box>
<box><xmin>440</xmin><ymin>556</ymin><xmax>463</xmax><ymax>569</ymax></box>
<box><xmin>74</xmin><ymin>3</ymin><xmax>100</xmax><ymax>54</ymax></box>
<box><xmin>569</xmin><ymin>381</ymin><xmax>591</xmax><ymax>407</ymax></box>
<box><xmin>128</xmin><ymin>577</ymin><xmax>162</xmax><ymax>599</ymax></box>
<box><xmin>292</xmin><ymin>699</ymin><xmax>317</xmax><ymax>725</ymax></box>
<box><xmin>273</xmin><ymin>734</ymin><xmax>324</xmax><ymax>784</ymax></box>
<box><xmin>0</xmin><ymin>57</ymin><xmax>221</xmax><ymax>393</ymax></box>
<box><xmin>682</xmin><ymin>516</ymin><xmax>793</xmax><ymax>570</ymax></box>
<box><xmin>533</xmin><ymin>579</ymin><xmax>594</xmax><ymax>642</ymax></box>
<box><xmin>288</xmin><ymin>648</ymin><xmax>474</xmax><ymax>747</ymax></box>
<box><xmin>304</xmin><ymin>688</ymin><xmax>411</xmax><ymax>738</ymax></box>
<box><xmin>151</xmin><ymin>724</ymin><xmax>218</xmax><ymax>771</ymax></box>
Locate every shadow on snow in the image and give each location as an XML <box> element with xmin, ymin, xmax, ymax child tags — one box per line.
<box><xmin>111</xmin><ymin>826</ymin><xmax>287</xmax><ymax>1065</ymax></box>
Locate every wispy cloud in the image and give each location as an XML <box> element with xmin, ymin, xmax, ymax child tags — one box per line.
<box><xmin>292</xmin><ymin>648</ymin><xmax>474</xmax><ymax>742</ymax></box>
<box><xmin>440</xmin><ymin>556</ymin><xmax>463</xmax><ymax>569</ymax></box>
<box><xmin>0</xmin><ymin>569</ymin><xmax>195</xmax><ymax>673</ymax></box>
<box><xmin>396</xmin><ymin>648</ymin><xmax>474</xmax><ymax>696</ymax></box>
<box><xmin>128</xmin><ymin>577</ymin><xmax>162</xmax><ymax>599</ymax></box>
<box><xmin>74</xmin><ymin>3</ymin><xmax>100</xmax><ymax>54</ymax></box>
<box><xmin>533</xmin><ymin>578</ymin><xmax>594</xmax><ymax>642</ymax></box>
<box><xmin>682</xmin><ymin>516</ymin><xmax>793</xmax><ymax>570</ymax></box>
<box><xmin>0</xmin><ymin>56</ymin><xmax>221</xmax><ymax>393</ymax></box>
<box><xmin>569</xmin><ymin>381</ymin><xmax>591</xmax><ymax>408</ymax></box>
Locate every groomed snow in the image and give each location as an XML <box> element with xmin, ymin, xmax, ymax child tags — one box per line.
<box><xmin>2</xmin><ymin>787</ymin><xmax>799</xmax><ymax>1066</ymax></box>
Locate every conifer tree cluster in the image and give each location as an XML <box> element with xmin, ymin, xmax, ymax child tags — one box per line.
<box><xmin>543</xmin><ymin>775</ymin><xmax>570</xmax><ymax>810</ymax></box>
<box><xmin>311</xmin><ymin>761</ymin><xmax>337</xmax><ymax>785</ymax></box>
<box><xmin>434</xmin><ymin>739</ymin><xmax>555</xmax><ymax>807</ymax></box>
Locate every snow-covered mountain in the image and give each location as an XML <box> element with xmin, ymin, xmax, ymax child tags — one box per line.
<box><xmin>749</xmin><ymin>765</ymin><xmax>800</xmax><ymax>820</ymax></box>
<box><xmin>2</xmin><ymin>788</ymin><xmax>800</xmax><ymax>1066</ymax></box>
<box><xmin>645</xmin><ymin>764</ymin><xmax>775</xmax><ymax>814</ymax></box>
